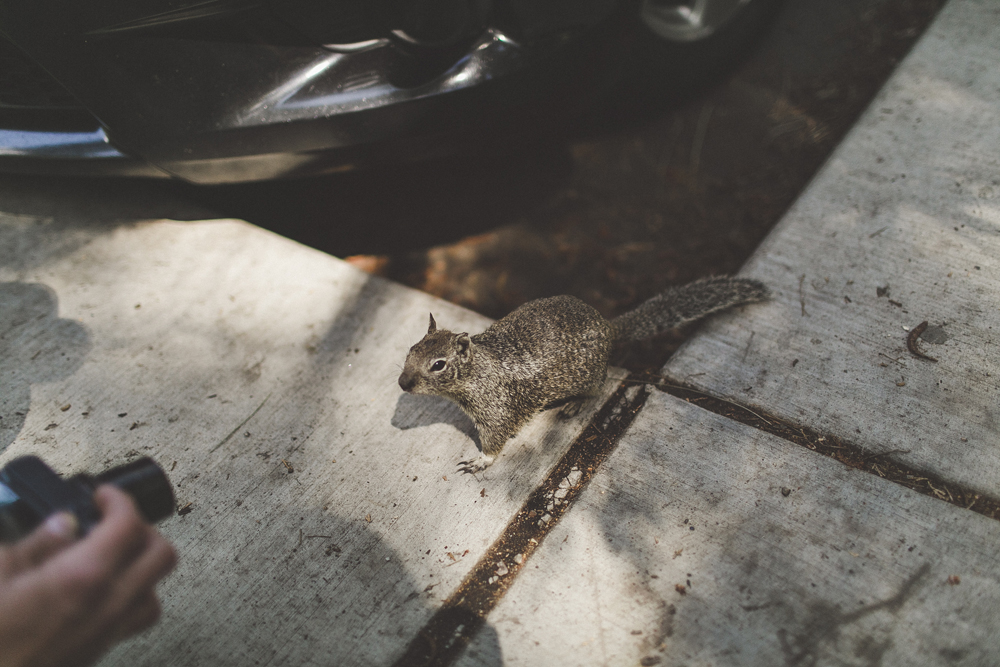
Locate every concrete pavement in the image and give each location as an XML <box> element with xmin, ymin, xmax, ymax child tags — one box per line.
<box><xmin>458</xmin><ymin>0</ymin><xmax>1000</xmax><ymax>663</ymax></box>
<box><xmin>1</xmin><ymin>0</ymin><xmax>998</xmax><ymax>664</ymax></box>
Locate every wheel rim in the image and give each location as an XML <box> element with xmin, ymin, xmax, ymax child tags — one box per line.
<box><xmin>639</xmin><ymin>0</ymin><xmax>753</xmax><ymax>43</ymax></box>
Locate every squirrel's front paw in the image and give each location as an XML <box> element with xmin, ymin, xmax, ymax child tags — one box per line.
<box><xmin>457</xmin><ymin>455</ymin><xmax>495</xmax><ymax>474</ymax></box>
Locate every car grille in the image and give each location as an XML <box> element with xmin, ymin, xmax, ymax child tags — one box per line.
<box><xmin>0</xmin><ymin>38</ymin><xmax>81</xmax><ymax>109</ymax></box>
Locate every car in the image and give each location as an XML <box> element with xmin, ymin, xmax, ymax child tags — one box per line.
<box><xmin>0</xmin><ymin>0</ymin><xmax>781</xmax><ymax>184</ymax></box>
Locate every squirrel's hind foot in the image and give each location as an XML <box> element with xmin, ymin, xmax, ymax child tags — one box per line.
<box><xmin>458</xmin><ymin>454</ymin><xmax>495</xmax><ymax>475</ymax></box>
<box><xmin>556</xmin><ymin>399</ymin><xmax>584</xmax><ymax>419</ymax></box>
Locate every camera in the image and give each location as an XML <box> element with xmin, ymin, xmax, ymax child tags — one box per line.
<box><xmin>0</xmin><ymin>455</ymin><xmax>175</xmax><ymax>544</ymax></box>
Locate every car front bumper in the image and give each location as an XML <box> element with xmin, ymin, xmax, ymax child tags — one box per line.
<box><xmin>0</xmin><ymin>0</ymin><xmax>622</xmax><ymax>183</ymax></box>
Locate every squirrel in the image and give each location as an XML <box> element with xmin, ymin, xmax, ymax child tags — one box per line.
<box><xmin>398</xmin><ymin>276</ymin><xmax>768</xmax><ymax>473</ymax></box>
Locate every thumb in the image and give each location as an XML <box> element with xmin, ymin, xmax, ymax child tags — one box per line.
<box><xmin>4</xmin><ymin>512</ymin><xmax>79</xmax><ymax>573</ymax></box>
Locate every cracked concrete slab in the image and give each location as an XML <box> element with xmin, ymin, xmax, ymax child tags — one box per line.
<box><xmin>3</xmin><ymin>0</ymin><xmax>998</xmax><ymax>663</ymax></box>
<box><xmin>455</xmin><ymin>1</ymin><xmax>1000</xmax><ymax>663</ymax></box>
<box><xmin>663</xmin><ymin>0</ymin><xmax>1000</xmax><ymax>497</ymax></box>
<box><xmin>0</xmin><ymin>190</ymin><xmax>617</xmax><ymax>666</ymax></box>
<box><xmin>456</xmin><ymin>391</ymin><xmax>1000</xmax><ymax>666</ymax></box>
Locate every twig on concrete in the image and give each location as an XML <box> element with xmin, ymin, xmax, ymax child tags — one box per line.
<box><xmin>907</xmin><ymin>321</ymin><xmax>938</xmax><ymax>362</ymax></box>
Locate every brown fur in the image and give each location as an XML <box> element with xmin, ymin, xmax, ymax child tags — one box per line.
<box><xmin>399</xmin><ymin>277</ymin><xmax>768</xmax><ymax>472</ymax></box>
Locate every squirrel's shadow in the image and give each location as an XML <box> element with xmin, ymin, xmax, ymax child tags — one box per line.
<box><xmin>391</xmin><ymin>393</ymin><xmax>481</xmax><ymax>450</ymax></box>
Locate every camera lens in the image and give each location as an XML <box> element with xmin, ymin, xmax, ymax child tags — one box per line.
<box><xmin>0</xmin><ymin>456</ymin><xmax>175</xmax><ymax>543</ymax></box>
<box><xmin>93</xmin><ymin>458</ymin><xmax>174</xmax><ymax>524</ymax></box>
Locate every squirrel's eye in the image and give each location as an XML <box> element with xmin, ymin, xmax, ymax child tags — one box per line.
<box><xmin>430</xmin><ymin>360</ymin><xmax>446</xmax><ymax>372</ymax></box>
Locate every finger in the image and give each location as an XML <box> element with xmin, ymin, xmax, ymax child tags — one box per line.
<box><xmin>71</xmin><ymin>485</ymin><xmax>151</xmax><ymax>576</ymax></box>
<box><xmin>109</xmin><ymin>528</ymin><xmax>177</xmax><ymax>609</ymax></box>
<box><xmin>58</xmin><ymin>535</ymin><xmax>173</xmax><ymax>663</ymax></box>
<box><xmin>110</xmin><ymin>591</ymin><xmax>163</xmax><ymax>643</ymax></box>
<box><xmin>75</xmin><ymin>503</ymin><xmax>175</xmax><ymax>633</ymax></box>
<box><xmin>34</xmin><ymin>550</ymin><xmax>169</xmax><ymax>667</ymax></box>
<box><xmin>1</xmin><ymin>512</ymin><xmax>78</xmax><ymax>574</ymax></box>
<box><xmin>37</xmin><ymin>521</ymin><xmax>174</xmax><ymax>666</ymax></box>
<box><xmin>61</xmin><ymin>592</ymin><xmax>162</xmax><ymax>667</ymax></box>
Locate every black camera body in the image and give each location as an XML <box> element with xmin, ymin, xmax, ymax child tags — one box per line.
<box><xmin>0</xmin><ymin>455</ymin><xmax>174</xmax><ymax>544</ymax></box>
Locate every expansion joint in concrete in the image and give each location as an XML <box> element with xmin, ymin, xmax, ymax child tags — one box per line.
<box><xmin>636</xmin><ymin>372</ymin><xmax>1000</xmax><ymax>524</ymax></box>
<box><xmin>393</xmin><ymin>374</ymin><xmax>650</xmax><ymax>667</ymax></box>
<box><xmin>394</xmin><ymin>358</ymin><xmax>1000</xmax><ymax>666</ymax></box>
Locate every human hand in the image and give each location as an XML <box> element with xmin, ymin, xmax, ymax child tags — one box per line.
<box><xmin>0</xmin><ymin>485</ymin><xmax>177</xmax><ymax>667</ymax></box>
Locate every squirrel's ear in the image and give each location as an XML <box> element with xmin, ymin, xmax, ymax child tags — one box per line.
<box><xmin>456</xmin><ymin>333</ymin><xmax>471</xmax><ymax>361</ymax></box>
<box><xmin>427</xmin><ymin>313</ymin><xmax>437</xmax><ymax>334</ymax></box>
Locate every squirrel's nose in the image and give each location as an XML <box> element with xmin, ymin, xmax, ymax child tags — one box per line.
<box><xmin>398</xmin><ymin>371</ymin><xmax>416</xmax><ymax>392</ymax></box>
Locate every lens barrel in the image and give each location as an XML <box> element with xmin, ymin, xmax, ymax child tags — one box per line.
<box><xmin>93</xmin><ymin>457</ymin><xmax>175</xmax><ymax>524</ymax></box>
<box><xmin>0</xmin><ymin>456</ymin><xmax>174</xmax><ymax>544</ymax></box>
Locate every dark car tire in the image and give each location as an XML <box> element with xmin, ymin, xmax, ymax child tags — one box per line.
<box><xmin>631</xmin><ymin>0</ymin><xmax>785</xmax><ymax>88</ymax></box>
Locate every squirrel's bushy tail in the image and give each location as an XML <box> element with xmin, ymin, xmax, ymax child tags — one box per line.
<box><xmin>611</xmin><ymin>276</ymin><xmax>768</xmax><ymax>344</ymax></box>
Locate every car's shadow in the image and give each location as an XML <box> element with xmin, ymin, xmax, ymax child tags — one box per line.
<box><xmin>171</xmin><ymin>140</ymin><xmax>576</xmax><ymax>258</ymax></box>
<box><xmin>164</xmin><ymin>36</ymin><xmax>729</xmax><ymax>262</ymax></box>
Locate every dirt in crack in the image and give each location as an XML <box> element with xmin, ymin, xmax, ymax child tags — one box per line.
<box><xmin>392</xmin><ymin>377</ymin><xmax>649</xmax><ymax>667</ymax></box>
<box><xmin>638</xmin><ymin>373</ymin><xmax>1000</xmax><ymax>523</ymax></box>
